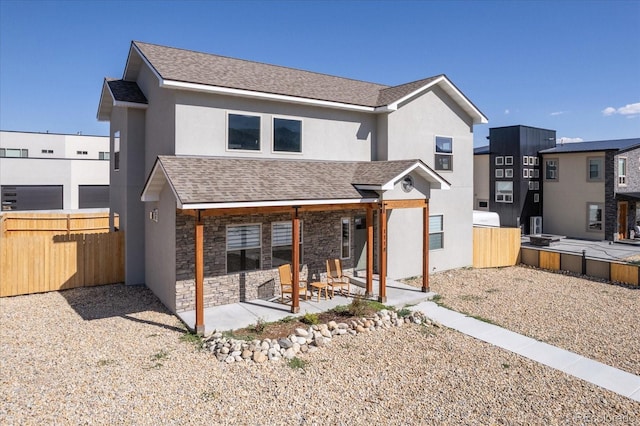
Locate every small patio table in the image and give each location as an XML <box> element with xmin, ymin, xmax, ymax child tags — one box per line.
<box><xmin>309</xmin><ymin>282</ymin><xmax>330</xmax><ymax>302</ymax></box>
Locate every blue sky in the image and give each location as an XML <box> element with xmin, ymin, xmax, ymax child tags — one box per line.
<box><xmin>1</xmin><ymin>0</ymin><xmax>638</xmax><ymax>147</ymax></box>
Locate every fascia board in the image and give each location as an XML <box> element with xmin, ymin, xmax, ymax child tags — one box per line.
<box><xmin>140</xmin><ymin>160</ymin><xmax>181</xmax><ymax>204</ymax></box>
<box><xmin>388</xmin><ymin>76</ymin><xmax>488</xmax><ymax>124</ymax></box>
<box><xmin>179</xmin><ymin>197</ymin><xmax>380</xmax><ymax>210</ymax></box>
<box><xmin>96</xmin><ymin>81</ymin><xmax>113</xmax><ymax>121</ymax></box>
<box><xmin>160</xmin><ymin>79</ymin><xmax>377</xmax><ymax>113</ymax></box>
<box><xmin>384</xmin><ymin>163</ymin><xmax>451</xmax><ymax>190</ymax></box>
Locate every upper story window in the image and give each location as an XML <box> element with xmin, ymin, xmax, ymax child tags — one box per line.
<box><xmin>587</xmin><ymin>157</ymin><xmax>604</xmax><ymax>181</ymax></box>
<box><xmin>505</xmin><ymin>156</ymin><xmax>513</xmax><ymax>165</ymax></box>
<box><xmin>545</xmin><ymin>158</ymin><xmax>558</xmax><ymax>181</ymax></box>
<box><xmin>41</xmin><ymin>149</ymin><xmax>54</xmax><ymax>154</ymax></box>
<box><xmin>99</xmin><ymin>151</ymin><xmax>110</xmax><ymax>160</ymax></box>
<box><xmin>495</xmin><ymin>181</ymin><xmax>513</xmax><ymax>203</ymax></box>
<box><xmin>273</xmin><ymin>118</ymin><xmax>302</xmax><ymax>153</ymax></box>
<box><xmin>228</xmin><ymin>114</ymin><xmax>261</xmax><ymax>151</ymax></box>
<box><xmin>77</xmin><ymin>150</ymin><xmax>88</xmax><ymax>155</ymax></box>
<box><xmin>495</xmin><ymin>156</ymin><xmax>504</xmax><ymax>165</ymax></box>
<box><xmin>618</xmin><ymin>157</ymin><xmax>627</xmax><ymax>186</ymax></box>
<box><xmin>434</xmin><ymin>136</ymin><xmax>453</xmax><ymax>171</ymax></box>
<box><xmin>0</xmin><ymin>148</ymin><xmax>28</xmax><ymax>158</ymax></box>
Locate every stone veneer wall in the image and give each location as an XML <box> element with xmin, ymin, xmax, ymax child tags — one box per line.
<box><xmin>175</xmin><ymin>209</ymin><xmax>365</xmax><ymax>312</ymax></box>
<box><xmin>604</xmin><ymin>151</ymin><xmax>616</xmax><ymax>241</ymax></box>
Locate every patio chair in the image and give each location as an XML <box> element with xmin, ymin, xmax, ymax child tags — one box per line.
<box><xmin>277</xmin><ymin>264</ymin><xmax>308</xmax><ymax>303</ymax></box>
<box><xmin>326</xmin><ymin>259</ymin><xmax>350</xmax><ymax>297</ymax></box>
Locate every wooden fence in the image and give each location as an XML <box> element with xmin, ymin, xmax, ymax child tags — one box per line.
<box><xmin>0</xmin><ymin>212</ymin><xmax>117</xmax><ymax>236</ymax></box>
<box><xmin>472</xmin><ymin>227</ymin><xmax>521</xmax><ymax>268</ymax></box>
<box><xmin>521</xmin><ymin>247</ymin><xmax>640</xmax><ymax>286</ymax></box>
<box><xmin>0</xmin><ymin>212</ymin><xmax>124</xmax><ymax>297</ymax></box>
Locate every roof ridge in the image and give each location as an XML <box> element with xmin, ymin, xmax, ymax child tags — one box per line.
<box><xmin>133</xmin><ymin>41</ymin><xmax>390</xmax><ymax>90</ymax></box>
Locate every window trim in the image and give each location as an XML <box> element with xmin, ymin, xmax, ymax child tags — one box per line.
<box><xmin>271</xmin><ymin>221</ymin><xmax>303</xmax><ymax>267</ymax></box>
<box><xmin>495</xmin><ymin>181</ymin><xmax>514</xmax><ymax>203</ymax></box>
<box><xmin>505</xmin><ymin>168</ymin><xmax>513</xmax><ymax>178</ymax></box>
<box><xmin>587</xmin><ymin>156</ymin><xmax>604</xmax><ymax>182</ymax></box>
<box><xmin>226</xmin><ymin>223</ymin><xmax>262</xmax><ymax>273</ymax></box>
<box><xmin>505</xmin><ymin>156</ymin><xmax>513</xmax><ymax>166</ymax></box>
<box><xmin>272</xmin><ymin>115</ymin><xmax>303</xmax><ymax>154</ymax></box>
<box><xmin>586</xmin><ymin>202</ymin><xmax>604</xmax><ymax>232</ymax></box>
<box><xmin>618</xmin><ymin>157</ymin><xmax>627</xmax><ymax>186</ymax></box>
<box><xmin>429</xmin><ymin>214</ymin><xmax>444</xmax><ymax>250</ymax></box>
<box><xmin>340</xmin><ymin>217</ymin><xmax>351</xmax><ymax>259</ymax></box>
<box><xmin>523</xmin><ymin>156</ymin><xmax>529</xmax><ymax>166</ymax></box>
<box><xmin>226</xmin><ymin>112</ymin><xmax>262</xmax><ymax>153</ymax></box>
<box><xmin>495</xmin><ymin>156</ymin><xmax>504</xmax><ymax>165</ymax></box>
<box><xmin>434</xmin><ymin>135</ymin><xmax>453</xmax><ymax>172</ymax></box>
<box><xmin>495</xmin><ymin>169</ymin><xmax>503</xmax><ymax>178</ymax></box>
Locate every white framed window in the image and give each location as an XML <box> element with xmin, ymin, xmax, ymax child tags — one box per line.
<box><xmin>534</xmin><ymin>193</ymin><xmax>540</xmax><ymax>203</ymax></box>
<box><xmin>533</xmin><ymin>169</ymin><xmax>539</xmax><ymax>178</ymax></box>
<box><xmin>587</xmin><ymin>203</ymin><xmax>604</xmax><ymax>231</ymax></box>
<box><xmin>495</xmin><ymin>181</ymin><xmax>513</xmax><ymax>203</ymax></box>
<box><xmin>534</xmin><ymin>157</ymin><xmax>539</xmax><ymax>166</ymax></box>
<box><xmin>429</xmin><ymin>215</ymin><xmax>444</xmax><ymax>250</ymax></box>
<box><xmin>528</xmin><ymin>181</ymin><xmax>535</xmax><ymax>190</ymax></box>
<box><xmin>273</xmin><ymin>117</ymin><xmax>302</xmax><ymax>153</ymax></box>
<box><xmin>477</xmin><ymin>200</ymin><xmax>489</xmax><ymax>210</ymax></box>
<box><xmin>495</xmin><ymin>169</ymin><xmax>504</xmax><ymax>178</ymax></box>
<box><xmin>587</xmin><ymin>157</ymin><xmax>604</xmax><ymax>181</ymax></box>
<box><xmin>272</xmin><ymin>221</ymin><xmax>303</xmax><ymax>267</ymax></box>
<box><xmin>99</xmin><ymin>151</ymin><xmax>110</xmax><ymax>160</ymax></box>
<box><xmin>0</xmin><ymin>148</ymin><xmax>28</xmax><ymax>158</ymax></box>
<box><xmin>534</xmin><ymin>181</ymin><xmax>539</xmax><ymax>190</ymax></box>
<box><xmin>545</xmin><ymin>159</ymin><xmax>558</xmax><ymax>181</ymax></box>
<box><xmin>523</xmin><ymin>156</ymin><xmax>529</xmax><ymax>166</ymax></box>
<box><xmin>523</xmin><ymin>169</ymin><xmax>529</xmax><ymax>178</ymax></box>
<box><xmin>505</xmin><ymin>169</ymin><xmax>513</xmax><ymax>178</ymax></box>
<box><xmin>341</xmin><ymin>218</ymin><xmax>350</xmax><ymax>259</ymax></box>
<box><xmin>434</xmin><ymin>136</ymin><xmax>453</xmax><ymax>171</ymax></box>
<box><xmin>505</xmin><ymin>156</ymin><xmax>513</xmax><ymax>165</ymax></box>
<box><xmin>228</xmin><ymin>113</ymin><xmax>261</xmax><ymax>151</ymax></box>
<box><xmin>529</xmin><ymin>168</ymin><xmax>534</xmax><ymax>177</ymax></box>
<box><xmin>529</xmin><ymin>156</ymin><xmax>535</xmax><ymax>165</ymax></box>
<box><xmin>495</xmin><ymin>156</ymin><xmax>504</xmax><ymax>165</ymax></box>
<box><xmin>618</xmin><ymin>157</ymin><xmax>627</xmax><ymax>186</ymax></box>
<box><xmin>227</xmin><ymin>224</ymin><xmax>261</xmax><ymax>273</ymax></box>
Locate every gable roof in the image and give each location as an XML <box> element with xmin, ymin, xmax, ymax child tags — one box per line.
<box><xmin>116</xmin><ymin>41</ymin><xmax>487</xmax><ymax>123</ymax></box>
<box><xmin>540</xmin><ymin>138</ymin><xmax>640</xmax><ymax>154</ymax></box>
<box><xmin>141</xmin><ymin>156</ymin><xmax>450</xmax><ymax>209</ymax></box>
<box><xmin>97</xmin><ymin>78</ymin><xmax>148</xmax><ymax>121</ymax></box>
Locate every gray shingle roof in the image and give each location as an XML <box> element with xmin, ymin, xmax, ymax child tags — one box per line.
<box><xmin>155</xmin><ymin>156</ymin><xmax>423</xmax><ymax>205</ymax></box>
<box><xmin>132</xmin><ymin>41</ymin><xmax>442</xmax><ymax>108</ymax></box>
<box><xmin>106</xmin><ymin>78</ymin><xmax>147</xmax><ymax>104</ymax></box>
<box><xmin>540</xmin><ymin>138</ymin><xmax>640</xmax><ymax>154</ymax></box>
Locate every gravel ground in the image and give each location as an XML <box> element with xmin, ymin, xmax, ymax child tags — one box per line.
<box><xmin>1</xmin><ymin>282</ymin><xmax>639</xmax><ymax>424</ymax></box>
<box><xmin>407</xmin><ymin>265</ymin><xmax>640</xmax><ymax>376</ymax></box>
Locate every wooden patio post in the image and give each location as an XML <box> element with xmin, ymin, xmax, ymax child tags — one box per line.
<box><xmin>378</xmin><ymin>203</ymin><xmax>387</xmax><ymax>303</ymax></box>
<box><xmin>291</xmin><ymin>208</ymin><xmax>300</xmax><ymax>313</ymax></box>
<box><xmin>422</xmin><ymin>201</ymin><xmax>430</xmax><ymax>292</ymax></box>
<box><xmin>195</xmin><ymin>210</ymin><xmax>205</xmax><ymax>335</ymax></box>
<box><xmin>366</xmin><ymin>205</ymin><xmax>374</xmax><ymax>297</ymax></box>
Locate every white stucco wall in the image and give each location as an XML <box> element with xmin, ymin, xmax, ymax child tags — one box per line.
<box><xmin>542</xmin><ymin>152</ymin><xmax>605</xmax><ymax>239</ymax></box>
<box><xmin>381</xmin><ymin>85</ymin><xmax>475</xmax><ymax>277</ymax></box>
<box><xmin>174</xmin><ymin>91</ymin><xmax>375</xmax><ymax>161</ymax></box>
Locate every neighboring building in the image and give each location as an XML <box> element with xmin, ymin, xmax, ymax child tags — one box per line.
<box><xmin>540</xmin><ymin>138</ymin><xmax>640</xmax><ymax>241</ymax></box>
<box><xmin>97</xmin><ymin>41</ymin><xmax>487</xmax><ymax>319</ymax></box>
<box><xmin>0</xmin><ymin>131</ymin><xmax>110</xmax><ymax>211</ymax></box>
<box><xmin>474</xmin><ymin>125</ymin><xmax>556</xmax><ymax>233</ymax></box>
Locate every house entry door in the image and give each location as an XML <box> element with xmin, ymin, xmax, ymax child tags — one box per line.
<box><xmin>618</xmin><ymin>201</ymin><xmax>628</xmax><ymax>240</ymax></box>
<box><xmin>354</xmin><ymin>215</ymin><xmax>367</xmax><ymax>273</ymax></box>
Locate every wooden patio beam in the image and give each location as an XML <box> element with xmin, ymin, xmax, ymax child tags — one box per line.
<box><xmin>378</xmin><ymin>203</ymin><xmax>387</xmax><ymax>303</ymax></box>
<box><xmin>291</xmin><ymin>208</ymin><xmax>301</xmax><ymax>314</ymax></box>
<box><xmin>195</xmin><ymin>210</ymin><xmax>205</xmax><ymax>335</ymax></box>
<box><xmin>422</xmin><ymin>202</ymin><xmax>430</xmax><ymax>292</ymax></box>
<box><xmin>383</xmin><ymin>199</ymin><xmax>428</xmax><ymax>210</ymax></box>
<box><xmin>366</xmin><ymin>205</ymin><xmax>374</xmax><ymax>297</ymax></box>
<box><xmin>180</xmin><ymin>202</ymin><xmax>373</xmax><ymax>218</ymax></box>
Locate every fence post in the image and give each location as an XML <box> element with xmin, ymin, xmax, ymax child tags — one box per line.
<box><xmin>582</xmin><ymin>249</ymin><xmax>587</xmax><ymax>275</ymax></box>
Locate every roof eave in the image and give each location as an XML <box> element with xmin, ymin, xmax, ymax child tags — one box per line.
<box><xmin>96</xmin><ymin>80</ymin><xmax>113</xmax><ymax>121</ymax></box>
<box><xmin>385</xmin><ymin>76</ymin><xmax>488</xmax><ymax>124</ymax></box>
<box><xmin>179</xmin><ymin>198</ymin><xmax>381</xmax><ymax>210</ymax></box>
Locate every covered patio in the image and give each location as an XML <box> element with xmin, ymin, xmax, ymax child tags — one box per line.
<box><xmin>177</xmin><ymin>276</ymin><xmax>436</xmax><ymax>332</ymax></box>
<box><xmin>141</xmin><ymin>156</ymin><xmax>450</xmax><ymax>334</ymax></box>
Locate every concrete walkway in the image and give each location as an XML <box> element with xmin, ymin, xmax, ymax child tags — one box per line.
<box><xmin>412</xmin><ymin>300</ymin><xmax>640</xmax><ymax>403</ymax></box>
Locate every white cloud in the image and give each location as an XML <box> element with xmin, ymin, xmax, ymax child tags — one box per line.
<box><xmin>550</xmin><ymin>111</ymin><xmax>567</xmax><ymax>116</ymax></box>
<box><xmin>602</xmin><ymin>102</ymin><xmax>640</xmax><ymax>117</ymax></box>
<box><xmin>558</xmin><ymin>137</ymin><xmax>584</xmax><ymax>144</ymax></box>
<box><xmin>504</xmin><ymin>109</ymin><xmax>510</xmax><ymax>115</ymax></box>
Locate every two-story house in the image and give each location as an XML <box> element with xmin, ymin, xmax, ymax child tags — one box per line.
<box><xmin>97</xmin><ymin>41</ymin><xmax>487</xmax><ymax>331</ymax></box>
<box><xmin>540</xmin><ymin>138</ymin><xmax>640</xmax><ymax>241</ymax></box>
